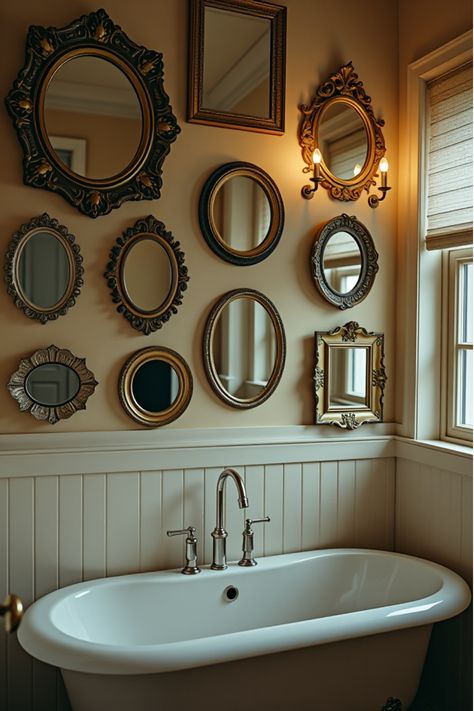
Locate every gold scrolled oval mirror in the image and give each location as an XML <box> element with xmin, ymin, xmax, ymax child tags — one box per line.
<box><xmin>4</xmin><ymin>214</ymin><xmax>83</xmax><ymax>323</ymax></box>
<box><xmin>7</xmin><ymin>345</ymin><xmax>98</xmax><ymax>424</ymax></box>
<box><xmin>314</xmin><ymin>321</ymin><xmax>386</xmax><ymax>429</ymax></box>
<box><xmin>119</xmin><ymin>347</ymin><xmax>193</xmax><ymax>427</ymax></box>
<box><xmin>299</xmin><ymin>62</ymin><xmax>386</xmax><ymax>201</ymax></box>
<box><xmin>104</xmin><ymin>215</ymin><xmax>189</xmax><ymax>335</ymax></box>
<box><xmin>203</xmin><ymin>288</ymin><xmax>286</xmax><ymax>408</ymax></box>
<box><xmin>199</xmin><ymin>162</ymin><xmax>284</xmax><ymax>265</ymax></box>
<box><xmin>5</xmin><ymin>9</ymin><xmax>180</xmax><ymax>218</ymax></box>
<box><xmin>188</xmin><ymin>0</ymin><xmax>286</xmax><ymax>134</ymax></box>
<box><xmin>311</xmin><ymin>214</ymin><xmax>379</xmax><ymax>309</ymax></box>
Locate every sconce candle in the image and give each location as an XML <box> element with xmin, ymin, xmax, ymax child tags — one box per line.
<box><xmin>302</xmin><ymin>148</ymin><xmax>323</xmax><ymax>199</ymax></box>
<box><xmin>368</xmin><ymin>156</ymin><xmax>391</xmax><ymax>208</ymax></box>
<box><xmin>379</xmin><ymin>157</ymin><xmax>389</xmax><ymax>188</ymax></box>
<box><xmin>313</xmin><ymin>148</ymin><xmax>322</xmax><ymax>180</ymax></box>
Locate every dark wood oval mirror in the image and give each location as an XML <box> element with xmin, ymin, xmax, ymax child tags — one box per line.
<box><xmin>5</xmin><ymin>9</ymin><xmax>180</xmax><ymax>217</ymax></box>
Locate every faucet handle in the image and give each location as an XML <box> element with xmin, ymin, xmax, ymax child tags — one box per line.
<box><xmin>238</xmin><ymin>516</ymin><xmax>270</xmax><ymax>567</ymax></box>
<box><xmin>166</xmin><ymin>526</ymin><xmax>201</xmax><ymax>575</ymax></box>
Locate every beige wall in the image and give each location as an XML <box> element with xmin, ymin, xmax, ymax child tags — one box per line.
<box><xmin>1</xmin><ymin>0</ymin><xmax>396</xmax><ymax>433</ymax></box>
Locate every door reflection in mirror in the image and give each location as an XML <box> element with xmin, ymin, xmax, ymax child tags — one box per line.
<box><xmin>213</xmin><ymin>176</ymin><xmax>271</xmax><ymax>252</ymax></box>
<box><xmin>212</xmin><ymin>297</ymin><xmax>276</xmax><ymax>399</ymax></box>
<box><xmin>18</xmin><ymin>231</ymin><xmax>70</xmax><ymax>309</ymax></box>
<box><xmin>329</xmin><ymin>347</ymin><xmax>368</xmax><ymax>408</ymax></box>
<box><xmin>322</xmin><ymin>231</ymin><xmax>362</xmax><ymax>295</ymax></box>
<box><xmin>25</xmin><ymin>364</ymin><xmax>81</xmax><ymax>407</ymax></box>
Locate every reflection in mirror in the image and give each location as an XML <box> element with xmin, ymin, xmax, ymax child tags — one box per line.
<box><xmin>328</xmin><ymin>347</ymin><xmax>368</xmax><ymax>408</ymax></box>
<box><xmin>322</xmin><ymin>231</ymin><xmax>362</xmax><ymax>295</ymax></box>
<box><xmin>44</xmin><ymin>55</ymin><xmax>142</xmax><ymax>180</ymax></box>
<box><xmin>18</xmin><ymin>231</ymin><xmax>70</xmax><ymax>309</ymax></box>
<box><xmin>213</xmin><ymin>176</ymin><xmax>271</xmax><ymax>252</ymax></box>
<box><xmin>119</xmin><ymin>347</ymin><xmax>192</xmax><ymax>426</ymax></box>
<box><xmin>25</xmin><ymin>364</ymin><xmax>81</xmax><ymax>407</ymax></box>
<box><xmin>203</xmin><ymin>288</ymin><xmax>286</xmax><ymax>408</ymax></box>
<box><xmin>7</xmin><ymin>345</ymin><xmax>98</xmax><ymax>424</ymax></box>
<box><xmin>122</xmin><ymin>238</ymin><xmax>172</xmax><ymax>313</ymax></box>
<box><xmin>202</xmin><ymin>7</ymin><xmax>271</xmax><ymax>117</ymax></box>
<box><xmin>318</xmin><ymin>102</ymin><xmax>368</xmax><ymax>180</ymax></box>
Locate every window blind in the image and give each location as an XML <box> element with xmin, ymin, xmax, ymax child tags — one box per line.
<box><xmin>425</xmin><ymin>63</ymin><xmax>473</xmax><ymax>250</ymax></box>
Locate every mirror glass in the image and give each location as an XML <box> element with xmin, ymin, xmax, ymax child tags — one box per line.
<box><xmin>212</xmin><ymin>297</ymin><xmax>276</xmax><ymax>399</ymax></box>
<box><xmin>44</xmin><ymin>55</ymin><xmax>142</xmax><ymax>180</ymax></box>
<box><xmin>132</xmin><ymin>359</ymin><xmax>179</xmax><ymax>413</ymax></box>
<box><xmin>329</xmin><ymin>347</ymin><xmax>368</xmax><ymax>408</ymax></box>
<box><xmin>318</xmin><ymin>101</ymin><xmax>368</xmax><ymax>180</ymax></box>
<box><xmin>17</xmin><ymin>231</ymin><xmax>70</xmax><ymax>309</ymax></box>
<box><xmin>25</xmin><ymin>364</ymin><xmax>81</xmax><ymax>406</ymax></box>
<box><xmin>122</xmin><ymin>238</ymin><xmax>172</xmax><ymax>312</ymax></box>
<box><xmin>202</xmin><ymin>6</ymin><xmax>271</xmax><ymax>117</ymax></box>
<box><xmin>213</xmin><ymin>176</ymin><xmax>271</xmax><ymax>251</ymax></box>
<box><xmin>322</xmin><ymin>231</ymin><xmax>362</xmax><ymax>294</ymax></box>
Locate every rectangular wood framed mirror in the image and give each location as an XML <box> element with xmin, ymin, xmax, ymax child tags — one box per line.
<box><xmin>188</xmin><ymin>0</ymin><xmax>286</xmax><ymax>134</ymax></box>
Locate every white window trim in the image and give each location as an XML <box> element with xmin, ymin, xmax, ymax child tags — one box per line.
<box><xmin>399</xmin><ymin>30</ymin><xmax>472</xmax><ymax>445</ymax></box>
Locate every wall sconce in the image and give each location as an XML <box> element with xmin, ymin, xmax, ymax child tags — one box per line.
<box><xmin>301</xmin><ymin>149</ymin><xmax>323</xmax><ymax>199</ymax></box>
<box><xmin>368</xmin><ymin>158</ymin><xmax>391</xmax><ymax>208</ymax></box>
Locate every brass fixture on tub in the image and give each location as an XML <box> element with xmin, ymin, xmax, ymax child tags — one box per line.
<box><xmin>1</xmin><ymin>594</ymin><xmax>23</xmax><ymax>633</ymax></box>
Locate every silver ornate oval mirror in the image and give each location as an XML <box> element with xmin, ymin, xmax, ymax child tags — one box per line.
<box><xmin>199</xmin><ymin>162</ymin><xmax>284</xmax><ymax>265</ymax></box>
<box><xmin>311</xmin><ymin>214</ymin><xmax>378</xmax><ymax>309</ymax></box>
<box><xmin>4</xmin><ymin>214</ymin><xmax>83</xmax><ymax>323</ymax></box>
<box><xmin>104</xmin><ymin>215</ymin><xmax>189</xmax><ymax>334</ymax></box>
<box><xmin>119</xmin><ymin>347</ymin><xmax>193</xmax><ymax>426</ymax></box>
<box><xmin>7</xmin><ymin>345</ymin><xmax>98</xmax><ymax>424</ymax></box>
<box><xmin>314</xmin><ymin>322</ymin><xmax>386</xmax><ymax>429</ymax></box>
<box><xmin>203</xmin><ymin>288</ymin><xmax>286</xmax><ymax>408</ymax></box>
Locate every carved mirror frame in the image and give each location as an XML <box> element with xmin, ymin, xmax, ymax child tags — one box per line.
<box><xmin>311</xmin><ymin>214</ymin><xmax>379</xmax><ymax>309</ymax></box>
<box><xmin>188</xmin><ymin>0</ymin><xmax>286</xmax><ymax>134</ymax></box>
<box><xmin>199</xmin><ymin>162</ymin><xmax>284</xmax><ymax>265</ymax></box>
<box><xmin>5</xmin><ymin>9</ymin><xmax>180</xmax><ymax>218</ymax></box>
<box><xmin>203</xmin><ymin>288</ymin><xmax>286</xmax><ymax>409</ymax></box>
<box><xmin>314</xmin><ymin>321</ymin><xmax>386</xmax><ymax>429</ymax></box>
<box><xmin>4</xmin><ymin>213</ymin><xmax>83</xmax><ymax>323</ymax></box>
<box><xmin>7</xmin><ymin>345</ymin><xmax>98</xmax><ymax>424</ymax></box>
<box><xmin>119</xmin><ymin>347</ymin><xmax>193</xmax><ymax>427</ymax></box>
<box><xmin>104</xmin><ymin>215</ymin><xmax>189</xmax><ymax>335</ymax></box>
<box><xmin>299</xmin><ymin>62</ymin><xmax>386</xmax><ymax>201</ymax></box>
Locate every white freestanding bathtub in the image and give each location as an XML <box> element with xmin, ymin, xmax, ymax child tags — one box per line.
<box><xmin>18</xmin><ymin>549</ymin><xmax>470</xmax><ymax>711</ymax></box>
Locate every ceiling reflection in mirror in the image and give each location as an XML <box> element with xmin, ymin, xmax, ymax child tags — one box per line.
<box><xmin>25</xmin><ymin>364</ymin><xmax>81</xmax><ymax>407</ymax></box>
<box><xmin>212</xmin><ymin>297</ymin><xmax>276</xmax><ymax>400</ymax></box>
<box><xmin>318</xmin><ymin>102</ymin><xmax>368</xmax><ymax>180</ymax></box>
<box><xmin>122</xmin><ymin>238</ymin><xmax>172</xmax><ymax>313</ymax></box>
<box><xmin>44</xmin><ymin>55</ymin><xmax>143</xmax><ymax>180</ymax></box>
<box><xmin>322</xmin><ymin>231</ymin><xmax>362</xmax><ymax>295</ymax></box>
<box><xmin>202</xmin><ymin>7</ymin><xmax>271</xmax><ymax>117</ymax></box>
<box><xmin>132</xmin><ymin>359</ymin><xmax>179</xmax><ymax>413</ymax></box>
<box><xmin>213</xmin><ymin>176</ymin><xmax>271</xmax><ymax>252</ymax></box>
<box><xmin>18</xmin><ymin>231</ymin><xmax>70</xmax><ymax>309</ymax></box>
<box><xmin>328</xmin><ymin>347</ymin><xmax>368</xmax><ymax>409</ymax></box>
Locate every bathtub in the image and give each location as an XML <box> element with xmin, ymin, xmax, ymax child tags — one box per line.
<box><xmin>18</xmin><ymin>549</ymin><xmax>470</xmax><ymax>711</ymax></box>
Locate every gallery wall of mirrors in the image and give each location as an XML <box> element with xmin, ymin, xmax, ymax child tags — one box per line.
<box><xmin>4</xmin><ymin>4</ymin><xmax>388</xmax><ymax>429</ymax></box>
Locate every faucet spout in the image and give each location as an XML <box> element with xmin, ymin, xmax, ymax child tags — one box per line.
<box><xmin>211</xmin><ymin>468</ymin><xmax>249</xmax><ymax>570</ymax></box>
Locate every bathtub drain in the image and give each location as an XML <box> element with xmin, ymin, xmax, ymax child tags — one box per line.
<box><xmin>223</xmin><ymin>585</ymin><xmax>239</xmax><ymax>602</ymax></box>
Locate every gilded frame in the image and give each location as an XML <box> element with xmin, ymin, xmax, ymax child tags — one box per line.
<box><xmin>104</xmin><ymin>215</ymin><xmax>189</xmax><ymax>335</ymax></box>
<box><xmin>311</xmin><ymin>214</ymin><xmax>379</xmax><ymax>309</ymax></box>
<box><xmin>119</xmin><ymin>347</ymin><xmax>193</xmax><ymax>427</ymax></box>
<box><xmin>188</xmin><ymin>0</ymin><xmax>286</xmax><ymax>134</ymax></box>
<box><xmin>314</xmin><ymin>321</ymin><xmax>386</xmax><ymax>429</ymax></box>
<box><xmin>4</xmin><ymin>213</ymin><xmax>84</xmax><ymax>323</ymax></box>
<box><xmin>299</xmin><ymin>62</ymin><xmax>386</xmax><ymax>201</ymax></box>
<box><xmin>199</xmin><ymin>162</ymin><xmax>284</xmax><ymax>265</ymax></box>
<box><xmin>203</xmin><ymin>288</ymin><xmax>286</xmax><ymax>409</ymax></box>
<box><xmin>7</xmin><ymin>345</ymin><xmax>98</xmax><ymax>424</ymax></box>
<box><xmin>5</xmin><ymin>9</ymin><xmax>180</xmax><ymax>218</ymax></box>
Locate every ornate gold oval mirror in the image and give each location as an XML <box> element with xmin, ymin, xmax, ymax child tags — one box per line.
<box><xmin>199</xmin><ymin>162</ymin><xmax>284</xmax><ymax>265</ymax></box>
<box><xmin>4</xmin><ymin>214</ymin><xmax>83</xmax><ymax>323</ymax></box>
<box><xmin>188</xmin><ymin>0</ymin><xmax>286</xmax><ymax>134</ymax></box>
<box><xmin>104</xmin><ymin>215</ymin><xmax>189</xmax><ymax>335</ymax></box>
<box><xmin>314</xmin><ymin>322</ymin><xmax>386</xmax><ymax>429</ymax></box>
<box><xmin>203</xmin><ymin>288</ymin><xmax>286</xmax><ymax>408</ymax></box>
<box><xmin>7</xmin><ymin>345</ymin><xmax>98</xmax><ymax>424</ymax></box>
<box><xmin>299</xmin><ymin>62</ymin><xmax>386</xmax><ymax>201</ymax></box>
<box><xmin>5</xmin><ymin>9</ymin><xmax>180</xmax><ymax>217</ymax></box>
<box><xmin>119</xmin><ymin>347</ymin><xmax>193</xmax><ymax>427</ymax></box>
<box><xmin>311</xmin><ymin>214</ymin><xmax>379</xmax><ymax>309</ymax></box>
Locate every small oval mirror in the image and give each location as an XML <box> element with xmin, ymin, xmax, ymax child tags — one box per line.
<box><xmin>122</xmin><ymin>238</ymin><xmax>172</xmax><ymax>313</ymax></box>
<box><xmin>25</xmin><ymin>364</ymin><xmax>81</xmax><ymax>406</ymax></box>
<box><xmin>322</xmin><ymin>231</ymin><xmax>362</xmax><ymax>295</ymax></box>
<box><xmin>318</xmin><ymin>101</ymin><xmax>368</xmax><ymax>181</ymax></box>
<box><xmin>17</xmin><ymin>231</ymin><xmax>71</xmax><ymax>309</ymax></box>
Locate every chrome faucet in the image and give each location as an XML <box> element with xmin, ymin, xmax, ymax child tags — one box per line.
<box><xmin>211</xmin><ymin>468</ymin><xmax>249</xmax><ymax>570</ymax></box>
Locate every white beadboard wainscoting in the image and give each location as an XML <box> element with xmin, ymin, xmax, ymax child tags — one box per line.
<box><xmin>0</xmin><ymin>427</ymin><xmax>471</xmax><ymax>711</ymax></box>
